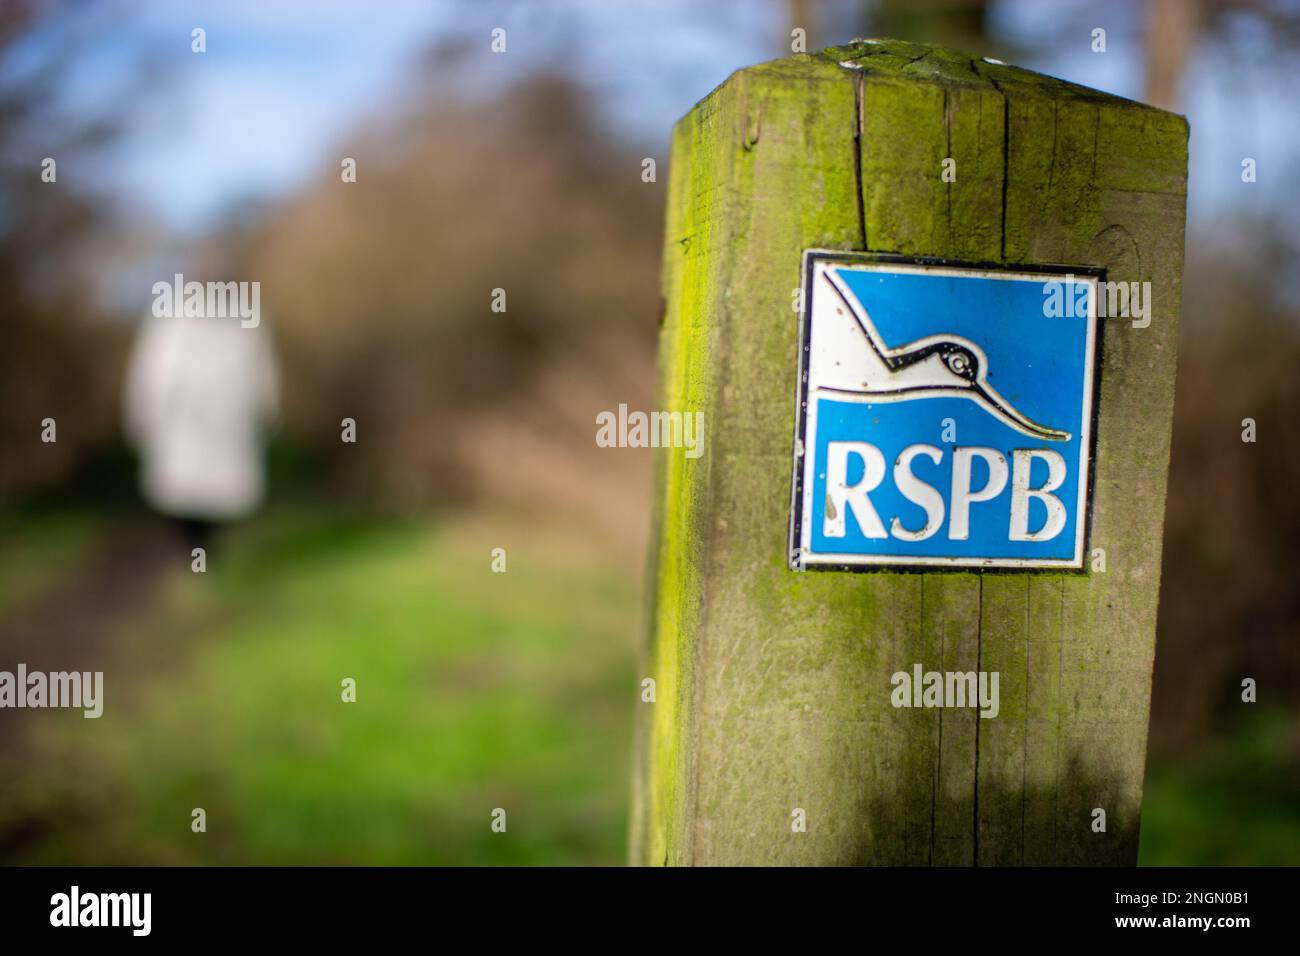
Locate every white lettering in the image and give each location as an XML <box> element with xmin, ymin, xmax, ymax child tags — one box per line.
<box><xmin>824</xmin><ymin>442</ymin><xmax>887</xmax><ymax>538</ymax></box>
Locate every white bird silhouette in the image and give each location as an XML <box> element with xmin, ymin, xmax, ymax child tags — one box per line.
<box><xmin>814</xmin><ymin>268</ymin><xmax>1071</xmax><ymax>442</ymax></box>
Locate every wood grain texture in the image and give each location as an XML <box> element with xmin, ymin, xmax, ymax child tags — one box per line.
<box><xmin>631</xmin><ymin>40</ymin><xmax>1188</xmax><ymax>866</ymax></box>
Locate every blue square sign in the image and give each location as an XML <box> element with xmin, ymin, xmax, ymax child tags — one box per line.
<box><xmin>789</xmin><ymin>252</ymin><xmax>1102</xmax><ymax>571</ymax></box>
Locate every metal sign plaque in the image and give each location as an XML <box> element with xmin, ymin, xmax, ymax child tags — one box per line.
<box><xmin>789</xmin><ymin>251</ymin><xmax>1102</xmax><ymax>571</ymax></box>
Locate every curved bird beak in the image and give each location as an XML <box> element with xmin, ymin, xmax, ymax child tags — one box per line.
<box><xmin>972</xmin><ymin>379</ymin><xmax>1072</xmax><ymax>442</ymax></box>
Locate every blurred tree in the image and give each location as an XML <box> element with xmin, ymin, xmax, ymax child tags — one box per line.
<box><xmin>1153</xmin><ymin>225</ymin><xmax>1300</xmax><ymax>749</ymax></box>
<box><xmin>0</xmin><ymin>1</ymin><xmax>131</xmax><ymax>501</ymax></box>
<box><xmin>868</xmin><ymin>0</ymin><xmax>992</xmax><ymax>51</ymax></box>
<box><xmin>253</xmin><ymin>71</ymin><xmax>661</xmax><ymax>515</ymax></box>
<box><xmin>1145</xmin><ymin>0</ymin><xmax>1200</xmax><ymax>109</ymax></box>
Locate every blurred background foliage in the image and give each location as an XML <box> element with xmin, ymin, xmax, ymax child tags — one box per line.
<box><xmin>255</xmin><ymin>71</ymin><xmax>660</xmax><ymax>513</ymax></box>
<box><xmin>1</xmin><ymin>0</ymin><xmax>1297</xmax><ymax>865</ymax></box>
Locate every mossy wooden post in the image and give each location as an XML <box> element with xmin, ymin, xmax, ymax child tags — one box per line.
<box><xmin>630</xmin><ymin>40</ymin><xmax>1188</xmax><ymax>866</ymax></box>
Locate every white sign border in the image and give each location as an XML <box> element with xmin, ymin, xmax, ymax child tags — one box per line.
<box><xmin>788</xmin><ymin>250</ymin><xmax>1103</xmax><ymax>572</ymax></box>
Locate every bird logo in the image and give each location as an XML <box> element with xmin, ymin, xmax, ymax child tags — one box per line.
<box><xmin>816</xmin><ymin>268</ymin><xmax>1071</xmax><ymax>442</ymax></box>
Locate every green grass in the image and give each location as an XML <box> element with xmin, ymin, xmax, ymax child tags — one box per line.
<box><xmin>1139</xmin><ymin>710</ymin><xmax>1300</xmax><ymax>866</ymax></box>
<box><xmin>0</xmin><ymin>508</ymin><xmax>104</xmax><ymax>617</ymax></box>
<box><xmin>3</xmin><ymin>507</ymin><xmax>640</xmax><ymax>865</ymax></box>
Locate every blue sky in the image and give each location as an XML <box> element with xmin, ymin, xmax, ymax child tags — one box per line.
<box><xmin>12</xmin><ymin>0</ymin><xmax>1295</xmax><ymax>235</ymax></box>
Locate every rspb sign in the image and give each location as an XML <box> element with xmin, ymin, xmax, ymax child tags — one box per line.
<box><xmin>789</xmin><ymin>252</ymin><xmax>1102</xmax><ymax>571</ymax></box>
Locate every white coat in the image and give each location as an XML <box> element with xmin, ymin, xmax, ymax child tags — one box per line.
<box><xmin>124</xmin><ymin>313</ymin><xmax>279</xmax><ymax>520</ymax></box>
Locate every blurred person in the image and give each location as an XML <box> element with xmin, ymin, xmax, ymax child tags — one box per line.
<box><xmin>123</xmin><ymin>280</ymin><xmax>279</xmax><ymax>553</ymax></box>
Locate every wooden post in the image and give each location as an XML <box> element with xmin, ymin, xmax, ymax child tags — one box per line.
<box><xmin>630</xmin><ymin>40</ymin><xmax>1188</xmax><ymax>866</ymax></box>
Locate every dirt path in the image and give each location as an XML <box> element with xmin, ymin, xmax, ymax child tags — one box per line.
<box><xmin>0</xmin><ymin>517</ymin><xmax>178</xmax><ymax>756</ymax></box>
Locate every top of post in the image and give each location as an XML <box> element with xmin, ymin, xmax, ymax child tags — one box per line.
<box><xmin>709</xmin><ymin>38</ymin><xmax>1187</xmax><ymax>127</ymax></box>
